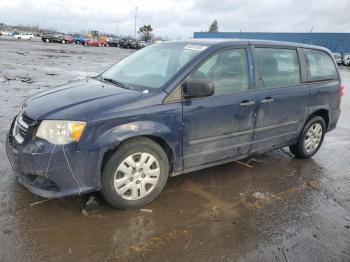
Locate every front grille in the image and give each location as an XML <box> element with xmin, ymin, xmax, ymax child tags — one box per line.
<box><xmin>22</xmin><ymin>114</ymin><xmax>34</xmax><ymax>125</ymax></box>
<box><xmin>9</xmin><ymin>113</ymin><xmax>37</xmax><ymax>149</ymax></box>
<box><xmin>19</xmin><ymin>128</ymin><xmax>27</xmax><ymax>138</ymax></box>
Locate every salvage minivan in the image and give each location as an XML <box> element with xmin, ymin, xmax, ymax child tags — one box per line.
<box><xmin>6</xmin><ymin>39</ymin><xmax>343</xmax><ymax>208</ymax></box>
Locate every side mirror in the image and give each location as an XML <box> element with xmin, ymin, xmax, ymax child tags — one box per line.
<box><xmin>183</xmin><ymin>79</ymin><xmax>214</xmax><ymax>99</ymax></box>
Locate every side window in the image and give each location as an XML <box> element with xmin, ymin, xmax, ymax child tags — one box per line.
<box><xmin>189</xmin><ymin>49</ymin><xmax>249</xmax><ymax>95</ymax></box>
<box><xmin>255</xmin><ymin>48</ymin><xmax>301</xmax><ymax>89</ymax></box>
<box><xmin>304</xmin><ymin>49</ymin><xmax>337</xmax><ymax>81</ymax></box>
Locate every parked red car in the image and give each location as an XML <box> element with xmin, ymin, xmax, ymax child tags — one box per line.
<box><xmin>86</xmin><ymin>38</ymin><xmax>108</xmax><ymax>47</ymax></box>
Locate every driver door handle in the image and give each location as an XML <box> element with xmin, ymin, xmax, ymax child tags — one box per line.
<box><xmin>260</xmin><ymin>97</ymin><xmax>274</xmax><ymax>104</ymax></box>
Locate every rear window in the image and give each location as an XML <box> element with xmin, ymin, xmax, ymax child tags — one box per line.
<box><xmin>255</xmin><ymin>48</ymin><xmax>301</xmax><ymax>89</ymax></box>
<box><xmin>304</xmin><ymin>49</ymin><xmax>337</xmax><ymax>82</ymax></box>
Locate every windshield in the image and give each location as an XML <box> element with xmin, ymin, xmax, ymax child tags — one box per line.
<box><xmin>101</xmin><ymin>43</ymin><xmax>207</xmax><ymax>92</ymax></box>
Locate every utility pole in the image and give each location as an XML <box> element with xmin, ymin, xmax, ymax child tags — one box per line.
<box><xmin>134</xmin><ymin>6</ymin><xmax>138</xmax><ymax>39</ymax></box>
<box><xmin>116</xmin><ymin>21</ymin><xmax>119</xmax><ymax>36</ymax></box>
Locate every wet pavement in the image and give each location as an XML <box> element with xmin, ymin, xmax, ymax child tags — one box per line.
<box><xmin>0</xmin><ymin>39</ymin><xmax>350</xmax><ymax>262</ymax></box>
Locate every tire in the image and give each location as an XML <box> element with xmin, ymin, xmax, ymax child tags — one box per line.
<box><xmin>76</xmin><ymin>40</ymin><xmax>81</xmax><ymax>45</ymax></box>
<box><xmin>45</xmin><ymin>38</ymin><xmax>49</xmax><ymax>43</ymax></box>
<box><xmin>289</xmin><ymin>116</ymin><xmax>326</xmax><ymax>159</ymax></box>
<box><xmin>101</xmin><ymin>137</ymin><xmax>169</xmax><ymax>209</ymax></box>
<box><xmin>62</xmin><ymin>40</ymin><xmax>66</xmax><ymax>44</ymax></box>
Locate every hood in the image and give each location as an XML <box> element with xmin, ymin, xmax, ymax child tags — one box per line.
<box><xmin>22</xmin><ymin>78</ymin><xmax>143</xmax><ymax>121</ymax></box>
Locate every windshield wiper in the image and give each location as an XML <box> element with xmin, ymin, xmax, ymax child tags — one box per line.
<box><xmin>100</xmin><ymin>77</ymin><xmax>133</xmax><ymax>90</ymax></box>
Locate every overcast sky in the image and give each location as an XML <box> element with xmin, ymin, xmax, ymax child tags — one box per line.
<box><xmin>1</xmin><ymin>0</ymin><xmax>349</xmax><ymax>39</ymax></box>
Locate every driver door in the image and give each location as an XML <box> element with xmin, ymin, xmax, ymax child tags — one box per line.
<box><xmin>182</xmin><ymin>48</ymin><xmax>257</xmax><ymax>169</ymax></box>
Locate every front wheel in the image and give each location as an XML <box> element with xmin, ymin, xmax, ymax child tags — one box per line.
<box><xmin>289</xmin><ymin>116</ymin><xmax>326</xmax><ymax>159</ymax></box>
<box><xmin>101</xmin><ymin>138</ymin><xmax>169</xmax><ymax>209</ymax></box>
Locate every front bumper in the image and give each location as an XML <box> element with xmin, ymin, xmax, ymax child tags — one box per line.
<box><xmin>6</xmin><ymin>134</ymin><xmax>102</xmax><ymax>198</ymax></box>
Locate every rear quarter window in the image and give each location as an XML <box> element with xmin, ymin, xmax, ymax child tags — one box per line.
<box><xmin>304</xmin><ymin>49</ymin><xmax>338</xmax><ymax>82</ymax></box>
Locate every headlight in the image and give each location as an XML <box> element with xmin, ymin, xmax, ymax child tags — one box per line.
<box><xmin>36</xmin><ymin>120</ymin><xmax>86</xmax><ymax>145</ymax></box>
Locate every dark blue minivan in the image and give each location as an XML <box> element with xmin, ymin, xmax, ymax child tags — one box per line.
<box><xmin>6</xmin><ymin>39</ymin><xmax>343</xmax><ymax>208</ymax></box>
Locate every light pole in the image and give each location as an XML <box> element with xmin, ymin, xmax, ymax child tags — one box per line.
<box><xmin>134</xmin><ymin>6</ymin><xmax>138</xmax><ymax>39</ymax></box>
<box><xmin>116</xmin><ymin>21</ymin><xmax>119</xmax><ymax>36</ymax></box>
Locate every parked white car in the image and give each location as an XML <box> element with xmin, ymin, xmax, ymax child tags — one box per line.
<box><xmin>343</xmin><ymin>54</ymin><xmax>350</xmax><ymax>66</ymax></box>
<box><xmin>332</xmin><ymin>53</ymin><xmax>342</xmax><ymax>65</ymax></box>
<box><xmin>0</xmin><ymin>31</ymin><xmax>13</xmax><ymax>36</ymax></box>
<box><xmin>15</xmin><ymin>33</ymin><xmax>34</xmax><ymax>40</ymax></box>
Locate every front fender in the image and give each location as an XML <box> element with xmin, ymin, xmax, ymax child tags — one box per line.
<box><xmin>90</xmin><ymin>121</ymin><xmax>172</xmax><ymax>151</ymax></box>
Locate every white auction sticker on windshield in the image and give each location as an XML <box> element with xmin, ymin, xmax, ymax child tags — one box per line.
<box><xmin>184</xmin><ymin>44</ymin><xmax>208</xmax><ymax>51</ymax></box>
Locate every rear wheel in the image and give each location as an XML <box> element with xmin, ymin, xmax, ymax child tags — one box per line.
<box><xmin>61</xmin><ymin>40</ymin><xmax>66</xmax><ymax>44</ymax></box>
<box><xmin>45</xmin><ymin>38</ymin><xmax>49</xmax><ymax>43</ymax></box>
<box><xmin>289</xmin><ymin>116</ymin><xmax>326</xmax><ymax>159</ymax></box>
<box><xmin>101</xmin><ymin>138</ymin><xmax>169</xmax><ymax>208</ymax></box>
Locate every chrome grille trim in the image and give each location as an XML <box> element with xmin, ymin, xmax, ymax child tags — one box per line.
<box><xmin>12</xmin><ymin>113</ymin><xmax>32</xmax><ymax>145</ymax></box>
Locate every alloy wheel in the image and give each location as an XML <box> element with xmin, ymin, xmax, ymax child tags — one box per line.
<box><xmin>304</xmin><ymin>123</ymin><xmax>323</xmax><ymax>153</ymax></box>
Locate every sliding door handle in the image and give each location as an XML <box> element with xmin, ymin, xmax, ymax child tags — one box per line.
<box><xmin>260</xmin><ymin>97</ymin><xmax>274</xmax><ymax>104</ymax></box>
<box><xmin>240</xmin><ymin>100</ymin><xmax>255</xmax><ymax>107</ymax></box>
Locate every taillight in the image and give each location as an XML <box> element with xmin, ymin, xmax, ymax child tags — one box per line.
<box><xmin>340</xmin><ymin>85</ymin><xmax>345</xmax><ymax>97</ymax></box>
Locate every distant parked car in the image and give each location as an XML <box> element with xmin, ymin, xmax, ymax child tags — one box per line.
<box><xmin>1</xmin><ymin>31</ymin><xmax>13</xmax><ymax>36</ymax></box>
<box><xmin>15</xmin><ymin>33</ymin><xmax>34</xmax><ymax>40</ymax></box>
<box><xmin>107</xmin><ymin>37</ymin><xmax>121</xmax><ymax>47</ymax></box>
<box><xmin>343</xmin><ymin>54</ymin><xmax>350</xmax><ymax>66</ymax></box>
<box><xmin>86</xmin><ymin>38</ymin><xmax>108</xmax><ymax>47</ymax></box>
<box><xmin>139</xmin><ymin>40</ymin><xmax>152</xmax><ymax>49</ymax></box>
<box><xmin>119</xmin><ymin>38</ymin><xmax>138</xmax><ymax>49</ymax></box>
<box><xmin>73</xmin><ymin>36</ymin><xmax>87</xmax><ymax>45</ymax></box>
<box><xmin>332</xmin><ymin>53</ymin><xmax>342</xmax><ymax>65</ymax></box>
<box><xmin>117</xmin><ymin>38</ymin><xmax>128</xmax><ymax>48</ymax></box>
<box><xmin>42</xmin><ymin>34</ymin><xmax>68</xmax><ymax>44</ymax></box>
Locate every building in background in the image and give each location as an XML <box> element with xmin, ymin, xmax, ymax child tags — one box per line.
<box><xmin>193</xmin><ymin>32</ymin><xmax>350</xmax><ymax>53</ymax></box>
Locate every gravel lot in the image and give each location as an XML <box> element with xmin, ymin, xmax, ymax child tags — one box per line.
<box><xmin>0</xmin><ymin>38</ymin><xmax>350</xmax><ymax>262</ymax></box>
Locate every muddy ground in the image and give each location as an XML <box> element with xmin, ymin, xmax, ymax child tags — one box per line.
<box><xmin>0</xmin><ymin>38</ymin><xmax>349</xmax><ymax>262</ymax></box>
